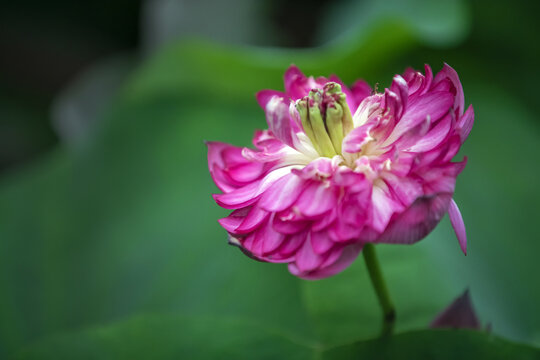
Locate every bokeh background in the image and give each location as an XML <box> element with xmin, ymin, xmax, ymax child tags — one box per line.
<box><xmin>1</xmin><ymin>0</ymin><xmax>539</xmax><ymax>358</ymax></box>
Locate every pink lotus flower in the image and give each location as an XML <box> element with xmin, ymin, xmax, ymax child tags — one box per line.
<box><xmin>207</xmin><ymin>64</ymin><xmax>473</xmax><ymax>280</ymax></box>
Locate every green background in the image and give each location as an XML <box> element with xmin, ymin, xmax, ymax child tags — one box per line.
<box><xmin>1</xmin><ymin>0</ymin><xmax>539</xmax><ymax>358</ymax></box>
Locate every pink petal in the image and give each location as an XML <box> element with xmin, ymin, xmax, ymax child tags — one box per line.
<box><xmin>284</xmin><ymin>65</ymin><xmax>317</xmax><ymax>100</ymax></box>
<box><xmin>310</xmin><ymin>231</ymin><xmax>334</xmax><ymax>254</ymax></box>
<box><xmin>258</xmin><ymin>173</ymin><xmax>304</xmax><ymax>212</ymax></box>
<box><xmin>405</xmin><ymin>112</ymin><xmax>452</xmax><ymax>153</ymax></box>
<box><xmin>371</xmin><ymin>186</ymin><xmax>404</xmax><ymax>233</ymax></box>
<box><xmin>293</xmin><ymin>235</ymin><xmax>325</xmax><ymax>273</ymax></box>
<box><xmin>389</xmin><ymin>75</ymin><xmax>409</xmax><ymax>118</ymax></box>
<box><xmin>289</xmin><ymin>243</ymin><xmax>363</xmax><ymax>280</ymax></box>
<box><xmin>213</xmin><ymin>181</ymin><xmax>261</xmax><ymax>209</ymax></box>
<box><xmin>350</xmin><ymin>79</ymin><xmax>372</xmax><ymax>109</ymax></box>
<box><xmin>227</xmin><ymin>162</ymin><xmax>268</xmax><ymax>183</ymax></box>
<box><xmin>276</xmin><ymin>231</ymin><xmax>308</xmax><ymax>258</ymax></box>
<box><xmin>458</xmin><ymin>105</ymin><xmax>474</xmax><ymax>143</ymax></box>
<box><xmin>256</xmin><ymin>89</ymin><xmax>285</xmax><ymax>109</ymax></box>
<box><xmin>383</xmin><ymin>91</ymin><xmax>453</xmax><ymax>146</ymax></box>
<box><xmin>272</xmin><ymin>209</ymin><xmax>309</xmax><ymax>234</ymax></box>
<box><xmin>377</xmin><ymin>193</ymin><xmax>452</xmax><ymax>244</ymax></box>
<box><xmin>259</xmin><ymin>94</ymin><xmax>295</xmax><ymax>147</ymax></box>
<box><xmin>435</xmin><ymin>63</ymin><xmax>465</xmax><ymax>116</ymax></box>
<box><xmin>207</xmin><ymin>141</ymin><xmax>247</xmax><ymax>192</ymax></box>
<box><xmin>327</xmin><ymin>218</ymin><xmax>362</xmax><ymax>242</ymax></box>
<box><xmin>293</xmin><ymin>157</ymin><xmax>336</xmax><ymax>180</ymax></box>
<box><xmin>259</xmin><ymin>220</ymin><xmax>286</xmax><ymax>255</ymax></box>
<box><xmin>214</xmin><ymin>166</ymin><xmax>293</xmax><ymax>209</ymax></box>
<box><xmin>218</xmin><ymin>208</ymin><xmax>250</xmax><ymax>233</ymax></box>
<box><xmin>383</xmin><ymin>173</ymin><xmax>423</xmax><ymax>207</ymax></box>
<box><xmin>235</xmin><ymin>206</ymin><xmax>269</xmax><ymax>234</ymax></box>
<box><xmin>295</xmin><ymin>182</ymin><xmax>338</xmax><ymax>217</ymax></box>
<box><xmin>448</xmin><ymin>198</ymin><xmax>467</xmax><ymax>255</ymax></box>
<box><xmin>342</xmin><ymin>122</ymin><xmax>374</xmax><ymax>153</ymax></box>
<box><xmin>401</xmin><ymin>65</ymin><xmax>433</xmax><ymax>100</ymax></box>
<box><xmin>440</xmin><ymin>135</ymin><xmax>462</xmax><ymax>163</ymax></box>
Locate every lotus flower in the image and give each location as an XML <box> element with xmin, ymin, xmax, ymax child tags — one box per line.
<box><xmin>207</xmin><ymin>64</ymin><xmax>473</xmax><ymax>280</ymax></box>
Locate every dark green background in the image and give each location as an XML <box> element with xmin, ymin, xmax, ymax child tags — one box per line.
<box><xmin>1</xmin><ymin>0</ymin><xmax>539</xmax><ymax>358</ymax></box>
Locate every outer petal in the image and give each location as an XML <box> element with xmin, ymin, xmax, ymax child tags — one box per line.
<box><xmin>214</xmin><ymin>166</ymin><xmax>294</xmax><ymax>209</ymax></box>
<box><xmin>284</xmin><ymin>65</ymin><xmax>320</xmax><ymax>100</ymax></box>
<box><xmin>289</xmin><ymin>243</ymin><xmax>363</xmax><ymax>280</ymax></box>
<box><xmin>350</xmin><ymin>79</ymin><xmax>372</xmax><ymax>108</ymax></box>
<box><xmin>448</xmin><ymin>198</ymin><xmax>467</xmax><ymax>255</ymax></box>
<box><xmin>457</xmin><ymin>105</ymin><xmax>474</xmax><ymax>143</ymax></box>
<box><xmin>207</xmin><ymin>141</ymin><xmax>266</xmax><ymax>192</ymax></box>
<box><xmin>293</xmin><ymin>235</ymin><xmax>326</xmax><ymax>273</ymax></box>
<box><xmin>376</xmin><ymin>193</ymin><xmax>452</xmax><ymax>244</ymax></box>
<box><xmin>434</xmin><ymin>63</ymin><xmax>465</xmax><ymax>116</ymax></box>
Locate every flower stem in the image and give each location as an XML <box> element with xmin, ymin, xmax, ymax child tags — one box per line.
<box><xmin>362</xmin><ymin>243</ymin><xmax>396</xmax><ymax>337</ymax></box>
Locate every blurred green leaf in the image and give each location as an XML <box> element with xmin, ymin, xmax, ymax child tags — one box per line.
<box><xmin>317</xmin><ymin>0</ymin><xmax>470</xmax><ymax>47</ymax></box>
<box><xmin>16</xmin><ymin>315</ymin><xmax>316</xmax><ymax>360</ymax></box>
<box><xmin>323</xmin><ymin>329</ymin><xmax>540</xmax><ymax>360</ymax></box>
<box><xmin>16</xmin><ymin>314</ymin><xmax>539</xmax><ymax>360</ymax></box>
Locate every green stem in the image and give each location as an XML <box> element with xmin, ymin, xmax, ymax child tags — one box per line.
<box><xmin>362</xmin><ymin>243</ymin><xmax>396</xmax><ymax>337</ymax></box>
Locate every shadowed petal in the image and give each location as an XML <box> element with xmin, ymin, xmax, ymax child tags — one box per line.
<box><xmin>430</xmin><ymin>289</ymin><xmax>480</xmax><ymax>329</ymax></box>
<box><xmin>377</xmin><ymin>193</ymin><xmax>452</xmax><ymax>244</ymax></box>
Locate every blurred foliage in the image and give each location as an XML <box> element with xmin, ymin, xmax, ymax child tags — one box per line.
<box><xmin>16</xmin><ymin>318</ymin><xmax>540</xmax><ymax>360</ymax></box>
<box><xmin>1</xmin><ymin>0</ymin><xmax>539</xmax><ymax>358</ymax></box>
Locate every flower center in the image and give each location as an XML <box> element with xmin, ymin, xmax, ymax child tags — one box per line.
<box><xmin>296</xmin><ymin>82</ymin><xmax>354</xmax><ymax>158</ymax></box>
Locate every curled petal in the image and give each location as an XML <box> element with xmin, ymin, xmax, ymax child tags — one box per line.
<box><xmin>458</xmin><ymin>105</ymin><xmax>474</xmax><ymax>143</ymax></box>
<box><xmin>284</xmin><ymin>65</ymin><xmax>324</xmax><ymax>100</ymax></box>
<box><xmin>389</xmin><ymin>75</ymin><xmax>409</xmax><ymax>118</ymax></box>
<box><xmin>256</xmin><ymin>89</ymin><xmax>285</xmax><ymax>110</ymax></box>
<box><xmin>259</xmin><ymin>94</ymin><xmax>295</xmax><ymax>147</ymax></box>
<box><xmin>207</xmin><ymin>141</ymin><xmax>267</xmax><ymax>192</ymax></box>
<box><xmin>218</xmin><ymin>208</ymin><xmax>250</xmax><ymax>233</ymax></box>
<box><xmin>448</xmin><ymin>198</ymin><xmax>467</xmax><ymax>255</ymax></box>
<box><xmin>342</xmin><ymin>122</ymin><xmax>375</xmax><ymax>154</ymax></box>
<box><xmin>214</xmin><ymin>166</ymin><xmax>294</xmax><ymax>209</ymax></box>
<box><xmin>276</xmin><ymin>231</ymin><xmax>308</xmax><ymax>258</ymax></box>
<box><xmin>434</xmin><ymin>63</ymin><xmax>465</xmax><ymax>116</ymax></box>
<box><xmin>383</xmin><ymin>91</ymin><xmax>454</xmax><ymax>146</ymax></box>
<box><xmin>405</xmin><ymin>112</ymin><xmax>452</xmax><ymax>153</ymax></box>
<box><xmin>235</xmin><ymin>206</ymin><xmax>269</xmax><ymax>234</ymax></box>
